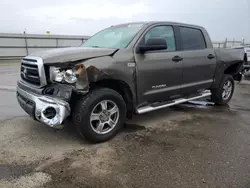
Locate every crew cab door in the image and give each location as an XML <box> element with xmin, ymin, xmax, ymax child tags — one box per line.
<box><xmin>178</xmin><ymin>26</ymin><xmax>217</xmax><ymax>95</ymax></box>
<box><xmin>134</xmin><ymin>25</ymin><xmax>183</xmax><ymax>105</ymax></box>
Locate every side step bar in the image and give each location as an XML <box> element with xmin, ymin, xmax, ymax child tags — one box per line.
<box><xmin>136</xmin><ymin>90</ymin><xmax>211</xmax><ymax>114</ymax></box>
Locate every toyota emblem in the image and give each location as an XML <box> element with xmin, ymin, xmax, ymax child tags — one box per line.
<box><xmin>22</xmin><ymin>68</ymin><xmax>27</xmax><ymax>78</ymax></box>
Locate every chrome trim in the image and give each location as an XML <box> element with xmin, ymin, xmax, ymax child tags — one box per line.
<box><xmin>21</xmin><ymin>56</ymin><xmax>47</xmax><ymax>88</ymax></box>
<box><xmin>28</xmin><ymin>75</ymin><xmax>39</xmax><ymax>79</ymax></box>
<box><xmin>17</xmin><ymin>86</ymin><xmax>70</xmax><ymax>128</ymax></box>
<box><xmin>137</xmin><ymin>90</ymin><xmax>211</xmax><ymax>114</ymax></box>
<box><xmin>21</xmin><ymin>65</ymin><xmax>37</xmax><ymax>70</ymax></box>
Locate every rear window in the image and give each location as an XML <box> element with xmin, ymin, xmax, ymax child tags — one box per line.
<box><xmin>180</xmin><ymin>27</ymin><xmax>206</xmax><ymax>50</ymax></box>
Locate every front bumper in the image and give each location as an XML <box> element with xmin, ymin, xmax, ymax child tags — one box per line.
<box><xmin>16</xmin><ymin>85</ymin><xmax>71</xmax><ymax>128</ymax></box>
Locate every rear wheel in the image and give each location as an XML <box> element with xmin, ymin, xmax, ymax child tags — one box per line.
<box><xmin>73</xmin><ymin>88</ymin><xmax>126</xmax><ymax>143</ymax></box>
<box><xmin>211</xmin><ymin>74</ymin><xmax>235</xmax><ymax>105</ymax></box>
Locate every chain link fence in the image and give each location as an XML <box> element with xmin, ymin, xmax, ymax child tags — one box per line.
<box><xmin>0</xmin><ymin>33</ymin><xmax>90</xmax><ymax>60</ymax></box>
<box><xmin>0</xmin><ymin>33</ymin><xmax>249</xmax><ymax>60</ymax></box>
<box><xmin>213</xmin><ymin>38</ymin><xmax>250</xmax><ymax>48</ymax></box>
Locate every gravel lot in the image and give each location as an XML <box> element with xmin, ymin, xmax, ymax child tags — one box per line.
<box><xmin>0</xmin><ymin>62</ymin><xmax>250</xmax><ymax>188</ymax></box>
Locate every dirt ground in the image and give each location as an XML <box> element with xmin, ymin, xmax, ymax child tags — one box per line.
<box><xmin>0</xmin><ymin>63</ymin><xmax>250</xmax><ymax>188</ymax></box>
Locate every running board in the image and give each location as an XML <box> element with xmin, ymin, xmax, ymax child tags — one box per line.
<box><xmin>136</xmin><ymin>90</ymin><xmax>211</xmax><ymax>114</ymax></box>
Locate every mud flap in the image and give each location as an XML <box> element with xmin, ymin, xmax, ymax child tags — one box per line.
<box><xmin>234</xmin><ymin>72</ymin><xmax>243</xmax><ymax>82</ymax></box>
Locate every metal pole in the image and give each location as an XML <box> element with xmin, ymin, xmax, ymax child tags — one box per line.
<box><xmin>224</xmin><ymin>38</ymin><xmax>227</xmax><ymax>48</ymax></box>
<box><xmin>24</xmin><ymin>33</ymin><xmax>29</xmax><ymax>56</ymax></box>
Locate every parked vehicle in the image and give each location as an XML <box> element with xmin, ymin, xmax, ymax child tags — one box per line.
<box><xmin>245</xmin><ymin>46</ymin><xmax>250</xmax><ymax>62</ymax></box>
<box><xmin>17</xmin><ymin>21</ymin><xmax>245</xmax><ymax>142</ymax></box>
<box><xmin>231</xmin><ymin>45</ymin><xmax>250</xmax><ymax>72</ymax></box>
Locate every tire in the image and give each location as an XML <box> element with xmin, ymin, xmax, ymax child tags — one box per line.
<box><xmin>72</xmin><ymin>88</ymin><xmax>126</xmax><ymax>143</ymax></box>
<box><xmin>211</xmin><ymin>74</ymin><xmax>235</xmax><ymax>105</ymax></box>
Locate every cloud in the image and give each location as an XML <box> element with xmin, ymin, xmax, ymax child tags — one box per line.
<box><xmin>0</xmin><ymin>0</ymin><xmax>249</xmax><ymax>41</ymax></box>
<box><xmin>24</xmin><ymin>2</ymin><xmax>151</xmax><ymax>21</ymax></box>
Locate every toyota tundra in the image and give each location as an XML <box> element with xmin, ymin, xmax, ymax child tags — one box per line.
<box><xmin>17</xmin><ymin>21</ymin><xmax>244</xmax><ymax>142</ymax></box>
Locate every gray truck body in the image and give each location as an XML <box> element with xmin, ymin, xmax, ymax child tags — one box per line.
<box><xmin>16</xmin><ymin>21</ymin><xmax>244</xmax><ymax>128</ymax></box>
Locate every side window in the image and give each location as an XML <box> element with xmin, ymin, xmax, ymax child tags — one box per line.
<box><xmin>143</xmin><ymin>26</ymin><xmax>176</xmax><ymax>51</ymax></box>
<box><xmin>179</xmin><ymin>27</ymin><xmax>206</xmax><ymax>50</ymax></box>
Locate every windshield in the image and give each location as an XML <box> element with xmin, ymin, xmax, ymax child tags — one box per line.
<box><xmin>81</xmin><ymin>24</ymin><xmax>144</xmax><ymax>49</ymax></box>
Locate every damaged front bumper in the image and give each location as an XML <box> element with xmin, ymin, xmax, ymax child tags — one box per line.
<box><xmin>16</xmin><ymin>85</ymin><xmax>71</xmax><ymax>129</ymax></box>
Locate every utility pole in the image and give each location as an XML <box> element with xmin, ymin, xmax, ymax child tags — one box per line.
<box><xmin>224</xmin><ymin>38</ymin><xmax>227</xmax><ymax>48</ymax></box>
<box><xmin>23</xmin><ymin>28</ymin><xmax>28</xmax><ymax>56</ymax></box>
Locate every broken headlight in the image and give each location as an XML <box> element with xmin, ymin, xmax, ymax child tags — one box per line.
<box><xmin>50</xmin><ymin>67</ymin><xmax>77</xmax><ymax>84</ymax></box>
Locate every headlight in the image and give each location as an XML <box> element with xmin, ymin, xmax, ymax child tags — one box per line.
<box><xmin>50</xmin><ymin>67</ymin><xmax>78</xmax><ymax>84</ymax></box>
<box><xmin>55</xmin><ymin>72</ymin><xmax>65</xmax><ymax>82</ymax></box>
<box><xmin>64</xmin><ymin>69</ymin><xmax>77</xmax><ymax>83</ymax></box>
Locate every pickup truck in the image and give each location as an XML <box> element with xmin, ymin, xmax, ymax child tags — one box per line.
<box><xmin>16</xmin><ymin>21</ymin><xmax>245</xmax><ymax>142</ymax></box>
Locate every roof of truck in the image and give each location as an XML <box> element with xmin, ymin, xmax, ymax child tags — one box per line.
<box><xmin>111</xmin><ymin>21</ymin><xmax>205</xmax><ymax>30</ymax></box>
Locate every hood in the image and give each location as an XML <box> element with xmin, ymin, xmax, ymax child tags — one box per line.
<box><xmin>29</xmin><ymin>47</ymin><xmax>117</xmax><ymax>64</ymax></box>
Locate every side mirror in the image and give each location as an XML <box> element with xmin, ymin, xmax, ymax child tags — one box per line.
<box><xmin>136</xmin><ymin>38</ymin><xmax>167</xmax><ymax>53</ymax></box>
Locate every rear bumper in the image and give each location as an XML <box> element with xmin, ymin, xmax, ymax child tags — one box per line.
<box><xmin>243</xmin><ymin>64</ymin><xmax>250</xmax><ymax>68</ymax></box>
<box><xmin>16</xmin><ymin>85</ymin><xmax>71</xmax><ymax>128</ymax></box>
<box><xmin>243</xmin><ymin>59</ymin><xmax>250</xmax><ymax>70</ymax></box>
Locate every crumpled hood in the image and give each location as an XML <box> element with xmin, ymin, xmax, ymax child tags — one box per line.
<box><xmin>29</xmin><ymin>47</ymin><xmax>117</xmax><ymax>64</ymax></box>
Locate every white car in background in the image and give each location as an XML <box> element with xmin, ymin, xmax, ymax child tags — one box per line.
<box><xmin>244</xmin><ymin>45</ymin><xmax>250</xmax><ymax>62</ymax></box>
<box><xmin>231</xmin><ymin>46</ymin><xmax>250</xmax><ymax>71</ymax></box>
<box><xmin>243</xmin><ymin>46</ymin><xmax>250</xmax><ymax>71</ymax></box>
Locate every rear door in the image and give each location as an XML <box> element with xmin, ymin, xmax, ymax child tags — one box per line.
<box><xmin>134</xmin><ymin>25</ymin><xmax>183</xmax><ymax>105</ymax></box>
<box><xmin>178</xmin><ymin>26</ymin><xmax>217</xmax><ymax>95</ymax></box>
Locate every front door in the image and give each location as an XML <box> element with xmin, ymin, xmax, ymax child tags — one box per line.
<box><xmin>134</xmin><ymin>25</ymin><xmax>183</xmax><ymax>105</ymax></box>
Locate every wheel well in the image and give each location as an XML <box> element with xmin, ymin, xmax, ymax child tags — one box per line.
<box><xmin>224</xmin><ymin>63</ymin><xmax>241</xmax><ymax>75</ymax></box>
<box><xmin>90</xmin><ymin>79</ymin><xmax>134</xmax><ymax>118</ymax></box>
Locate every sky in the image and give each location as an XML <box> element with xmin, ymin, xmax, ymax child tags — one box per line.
<box><xmin>0</xmin><ymin>0</ymin><xmax>249</xmax><ymax>41</ymax></box>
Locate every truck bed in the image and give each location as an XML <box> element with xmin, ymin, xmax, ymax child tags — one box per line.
<box><xmin>215</xmin><ymin>48</ymin><xmax>245</xmax><ymax>63</ymax></box>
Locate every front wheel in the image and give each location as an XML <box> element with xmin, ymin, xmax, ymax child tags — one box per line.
<box><xmin>72</xmin><ymin>88</ymin><xmax>126</xmax><ymax>143</ymax></box>
<box><xmin>211</xmin><ymin>74</ymin><xmax>235</xmax><ymax>105</ymax></box>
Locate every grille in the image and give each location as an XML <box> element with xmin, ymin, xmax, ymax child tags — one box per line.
<box><xmin>21</xmin><ymin>59</ymin><xmax>40</xmax><ymax>86</ymax></box>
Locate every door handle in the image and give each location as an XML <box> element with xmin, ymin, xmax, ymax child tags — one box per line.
<box><xmin>207</xmin><ymin>54</ymin><xmax>215</xmax><ymax>59</ymax></box>
<box><xmin>172</xmin><ymin>56</ymin><xmax>183</xmax><ymax>62</ymax></box>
